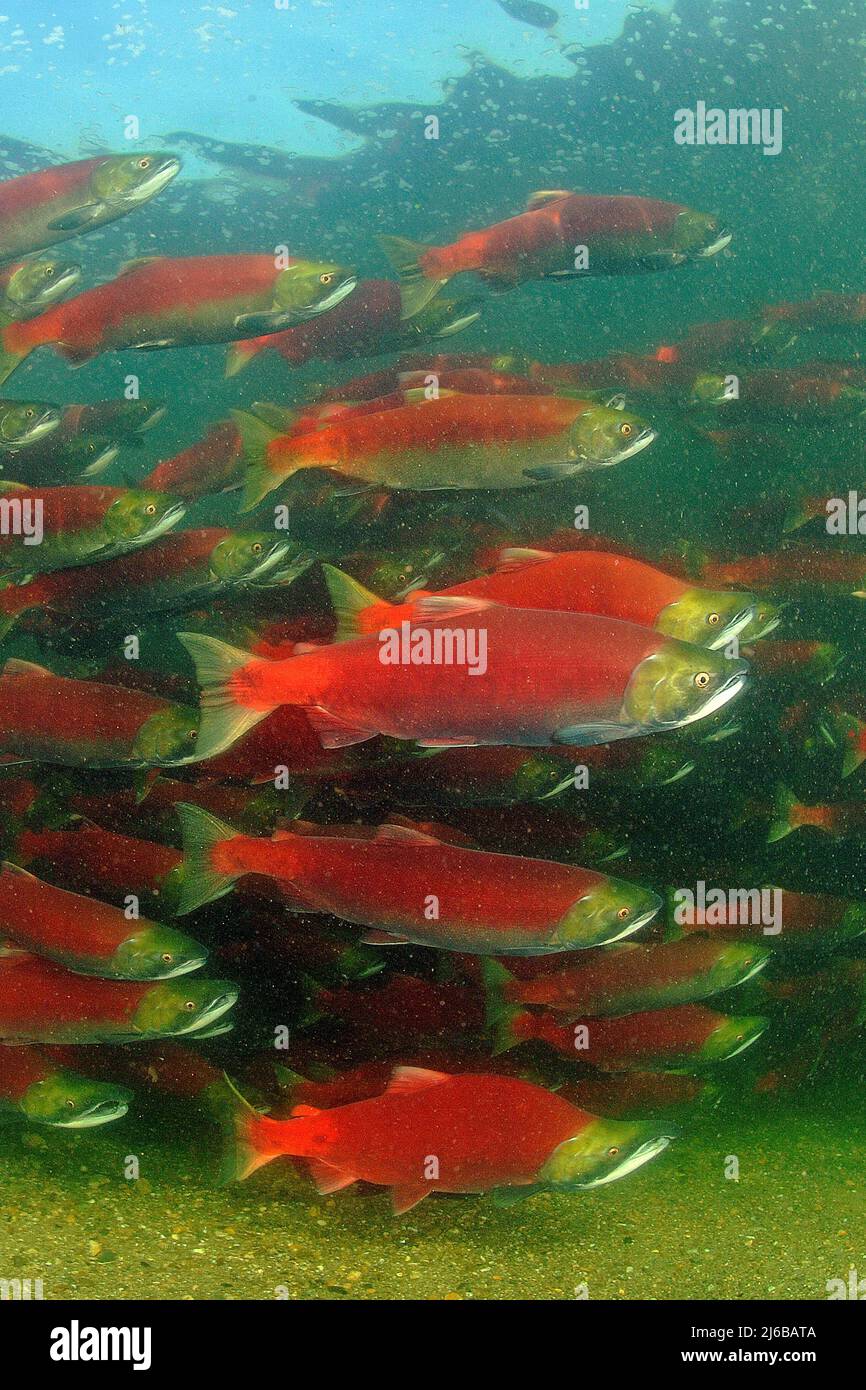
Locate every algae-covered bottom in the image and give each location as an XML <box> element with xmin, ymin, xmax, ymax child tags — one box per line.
<box><xmin>0</xmin><ymin>1063</ymin><xmax>862</xmax><ymax>1301</ymax></box>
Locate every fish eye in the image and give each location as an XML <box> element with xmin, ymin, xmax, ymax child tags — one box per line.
<box><xmin>187</xmin><ymin>729</ymin><xmax>197</xmax><ymax>741</ymax></box>
<box><xmin>138</xmin><ymin>157</ymin><xmax>151</xmax><ymax>170</ymax></box>
<box><xmin>184</xmin><ymin>1000</ymin><xmax>197</xmax><ymax>1012</ymax></box>
<box><xmin>66</xmin><ymin>1099</ymin><xmax>76</xmax><ymax>1109</ymax></box>
<box><xmin>161</xmin><ymin>953</ymin><xmax>173</xmax><ymax>964</ymax></box>
<box><xmin>707</xmin><ymin>612</ymin><xmax>720</xmax><ymax>626</ymax></box>
<box><xmin>145</xmin><ymin>503</ymin><xmax>157</xmax><ymax>515</ymax></box>
<box><xmin>319</xmin><ymin>272</ymin><xmax>334</xmax><ymax>285</ymax></box>
<box><xmin>617</xmin><ymin>907</ymin><xmax>630</xmax><ymax>921</ymax></box>
<box><xmin>607</xmin><ymin>1146</ymin><xmax>620</xmax><ymax>1158</ymax></box>
<box><xmin>619</xmin><ymin>422</ymin><xmax>633</xmax><ymax>437</ymax></box>
<box><xmin>45</xmin><ymin>267</ymin><xmax>54</xmax><ymax>276</ymax></box>
<box><xmin>694</xmin><ymin>671</ymin><xmax>711</xmax><ymax>689</ymax></box>
<box><xmin>25</xmin><ymin>408</ymin><xmax>34</xmax><ymax>418</ymax></box>
<box><xmin>251</xmin><ymin>542</ymin><xmax>263</xmax><ymax>554</ymax></box>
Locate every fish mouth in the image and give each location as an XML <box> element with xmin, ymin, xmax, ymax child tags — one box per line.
<box><xmin>136</xmin><ymin>404</ymin><xmax>168</xmax><ymax>433</ymax></box>
<box><xmin>722</xmin><ymin>1022</ymin><xmax>767</xmax><ymax>1059</ymax></box>
<box><xmin>80</xmin><ymin>443</ymin><xmax>121</xmax><ymax>477</ymax></box>
<box><xmin>731</xmin><ymin>955</ymin><xmax>770</xmax><ymax>988</ymax></box>
<box><xmin>695</xmin><ymin>229</ymin><xmax>733</xmax><ymax>258</ymax></box>
<box><xmin>677</xmin><ymin>665</ymin><xmax>749</xmax><ymax>729</ymax></box>
<box><xmin>36</xmin><ymin>265</ymin><xmax>81</xmax><ymax>304</ymax></box>
<box><xmin>659</xmin><ymin>759</ymin><xmax>697</xmax><ymax>785</ymax></box>
<box><xmin>123</xmin><ymin>156</ymin><xmax>182</xmax><ymax>204</ymax></box>
<box><xmin>244</xmin><ymin>541</ymin><xmax>296</xmax><ymax>584</ymax></box>
<box><xmin>173</xmin><ymin>989</ymin><xmax>239</xmax><ymax>1036</ymax></box>
<box><xmin>608</xmin><ymin>425</ymin><xmax>657</xmax><ymax>465</ymax></box>
<box><xmin>706</xmin><ymin>605</ymin><xmax>756</xmax><ymax>650</ymax></box>
<box><xmin>432</xmin><ymin>302</ymin><xmax>484</xmax><ymax>338</ymax></box>
<box><xmin>306</xmin><ymin>274</ymin><xmax>357</xmax><ymax>317</ymax></box>
<box><xmin>58</xmin><ymin>1098</ymin><xmax>130</xmax><ymax>1129</ymax></box>
<box><xmin>155</xmin><ymin>952</ymin><xmax>209</xmax><ymax>979</ymax></box>
<box><xmin>139</xmin><ymin>500</ymin><xmax>187</xmax><ymax>542</ymax></box>
<box><xmin>575</xmin><ymin>1133</ymin><xmax>675</xmax><ymax>1189</ymax></box>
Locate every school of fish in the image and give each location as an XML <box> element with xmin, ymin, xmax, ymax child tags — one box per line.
<box><xmin>1</xmin><ymin>147</ymin><xmax>865</xmax><ymax>1216</ymax></box>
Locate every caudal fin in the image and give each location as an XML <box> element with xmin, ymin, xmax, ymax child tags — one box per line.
<box><xmin>378</xmin><ymin>234</ymin><xmax>450</xmax><ymax>321</ymax></box>
<box><xmin>225</xmin><ymin>339</ymin><xmax>263</xmax><ymax>378</ymax></box>
<box><xmin>210</xmin><ymin>1074</ymin><xmax>279</xmax><ymax>1183</ymax></box>
<box><xmin>322</xmin><ymin>564</ymin><xmax>392</xmax><ymax>640</ymax></box>
<box><xmin>767</xmin><ymin>784</ymin><xmax>798</xmax><ymax>843</ymax></box>
<box><xmin>783</xmin><ymin>494</ymin><xmax>823</xmax><ymax>533</ymax></box>
<box><xmin>175</xmin><ymin>802</ymin><xmax>244</xmax><ymax>915</ymax></box>
<box><xmin>0</xmin><ymin>320</ymin><xmax>34</xmax><ymax>386</ymax></box>
<box><xmin>230</xmin><ymin>409</ymin><xmax>284</xmax><ymax>512</ymax></box>
<box><xmin>177</xmin><ymin>631</ymin><xmax>276</xmax><ymax>762</ymax></box>
<box><xmin>834</xmin><ymin>712</ymin><xmax>866</xmax><ymax>778</ymax></box>
<box><xmin>481</xmin><ymin>960</ymin><xmax>523</xmax><ymax>1054</ymax></box>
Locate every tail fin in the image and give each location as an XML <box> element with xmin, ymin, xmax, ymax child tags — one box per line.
<box><xmin>225</xmin><ymin>339</ymin><xmax>263</xmax><ymax>378</ymax></box>
<box><xmin>322</xmin><ymin>564</ymin><xmax>391</xmax><ymax>641</ymax></box>
<box><xmin>481</xmin><ymin>960</ymin><xmax>523</xmax><ymax>1055</ymax></box>
<box><xmin>210</xmin><ymin>1074</ymin><xmax>279</xmax><ymax>1183</ymax></box>
<box><xmin>230</xmin><ymin>409</ymin><xmax>284</xmax><ymax>513</ymax></box>
<box><xmin>783</xmin><ymin>495</ymin><xmax>822</xmax><ymax>533</ymax></box>
<box><xmin>378</xmin><ymin>234</ymin><xmax>450</xmax><ymax>320</ymax></box>
<box><xmin>767</xmin><ymin>784</ymin><xmax>798</xmax><ymax>843</ymax></box>
<box><xmin>177</xmin><ymin>631</ymin><xmax>276</xmax><ymax>762</ymax></box>
<box><xmin>175</xmin><ymin>802</ymin><xmax>244</xmax><ymax>914</ymax></box>
<box><xmin>0</xmin><ymin>322</ymin><xmax>34</xmax><ymax>386</ymax></box>
<box><xmin>835</xmin><ymin>712</ymin><xmax>866</xmax><ymax>778</ymax></box>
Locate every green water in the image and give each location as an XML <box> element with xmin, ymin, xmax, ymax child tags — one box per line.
<box><xmin>2</xmin><ymin>0</ymin><xmax>866</xmax><ymax>1303</ymax></box>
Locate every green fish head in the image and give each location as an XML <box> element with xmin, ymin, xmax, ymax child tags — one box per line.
<box><xmin>707</xmin><ymin>941</ymin><xmax>771</xmax><ymax>994</ymax></box>
<box><xmin>76</xmin><ymin>435</ymin><xmax>121</xmax><ymax>476</ymax></box>
<box><xmin>738</xmin><ymin>599</ymin><xmax>784</xmax><ymax>642</ymax></box>
<box><xmin>274</xmin><ymin>261</ymin><xmax>357</xmax><ymax>319</ymax></box>
<box><xmin>131</xmin><ymin>978</ymin><xmax>238</xmax><ymax>1039</ymax></box>
<box><xmin>4</xmin><ymin>257</ymin><xmax>81</xmax><ymax>312</ymax></box>
<box><xmin>0</xmin><ymin>399</ymin><xmax>62</xmax><ymax>448</ymax></box>
<box><xmin>655</xmin><ymin>587</ymin><xmax>757</xmax><ymax>649</ymax></box>
<box><xmin>552</xmin><ymin>877</ymin><xmax>662</xmax><ymax>948</ymax></box>
<box><xmin>134</xmin><ymin>704</ymin><xmax>200</xmax><ymax>766</ymax></box>
<box><xmin>104</xmin><ymin>398</ymin><xmax>168</xmax><ymax>436</ymax></box>
<box><xmin>367</xmin><ymin>547</ymin><xmax>448</xmax><ymax>598</ymax></box>
<box><xmin>511</xmin><ymin>751</ymin><xmax>581</xmax><ymax>802</ymax></box>
<box><xmin>634</xmin><ymin>742</ymin><xmax>697</xmax><ymax>787</ymax></box>
<box><xmin>698</xmin><ymin>1014</ymin><xmax>767</xmax><ymax>1063</ymax></box>
<box><xmin>568</xmin><ymin>403</ymin><xmax>656</xmax><ymax>468</ymax></box>
<box><xmin>19</xmin><ymin>1071</ymin><xmax>132</xmax><ymax>1129</ymax></box>
<box><xmin>673</xmin><ymin>209</ymin><xmax>732</xmax><ymax>259</ymax></box>
<box><xmin>410</xmin><ymin>294</ymin><xmax>484</xmax><ymax>339</ymax></box>
<box><xmin>103</xmin><ymin>490</ymin><xmax>186</xmax><ymax>543</ymax></box>
<box><xmin>623</xmin><ymin>640</ymin><xmax>749</xmax><ymax>732</ymax></box>
<box><xmin>690</xmin><ymin>372</ymin><xmax>731</xmax><ymax>405</ymax></box>
<box><xmin>210</xmin><ymin>531</ymin><xmax>291</xmax><ymax>585</ymax></box>
<box><xmin>538</xmin><ymin>1117</ymin><xmax>675</xmax><ymax>1191</ymax></box>
<box><xmin>112</xmin><ymin>922</ymin><xmax>209</xmax><ymax>980</ymax></box>
<box><xmin>90</xmin><ymin>152</ymin><xmax>181</xmax><ymax>206</ymax></box>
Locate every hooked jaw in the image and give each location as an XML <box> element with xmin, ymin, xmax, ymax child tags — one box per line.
<box><xmin>551</xmin><ymin>880</ymin><xmax>662</xmax><ymax>948</ymax></box>
<box><xmin>538</xmin><ymin>1118</ymin><xmax>675</xmax><ymax>1191</ymax></box>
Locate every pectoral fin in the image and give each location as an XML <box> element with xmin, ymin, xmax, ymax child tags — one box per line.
<box><xmin>47</xmin><ymin>203</ymin><xmax>105</xmax><ymax>232</ymax></box>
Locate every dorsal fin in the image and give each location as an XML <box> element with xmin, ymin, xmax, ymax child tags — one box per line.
<box><xmin>117</xmin><ymin>256</ymin><xmax>163</xmax><ymax>275</ymax></box>
<box><xmin>2</xmin><ymin>658</ymin><xmax>53</xmax><ymax>678</ymax></box>
<box><xmin>1</xmin><ymin>860</ymin><xmax>39</xmax><ymax>881</ymax></box>
<box><xmin>385</xmin><ymin>1066</ymin><xmax>450</xmax><ymax>1096</ymax></box>
<box><xmin>526</xmin><ymin>189</ymin><xmax>573</xmax><ymax>211</ymax></box>
<box><xmin>374</xmin><ymin>823</ymin><xmax>440</xmax><ymax>845</ymax></box>
<box><xmin>400</xmin><ymin>386</ymin><xmax>460</xmax><ymax>405</ymax></box>
<box><xmin>494</xmin><ymin>546</ymin><xmax>555</xmax><ymax>572</ymax></box>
